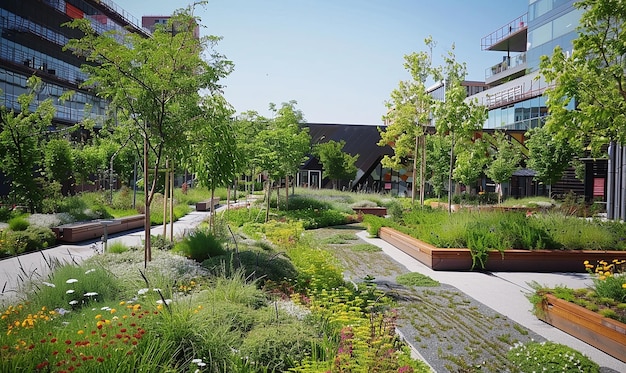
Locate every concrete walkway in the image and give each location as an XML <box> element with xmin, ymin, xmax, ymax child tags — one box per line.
<box><xmin>356</xmin><ymin>231</ymin><xmax>626</xmax><ymax>372</ymax></box>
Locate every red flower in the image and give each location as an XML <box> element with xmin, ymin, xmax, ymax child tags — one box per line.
<box><xmin>64</xmin><ymin>340</ymin><xmax>71</xmax><ymax>345</ymax></box>
<box><xmin>97</xmin><ymin>357</ymin><xmax>105</xmax><ymax>363</ymax></box>
<box><xmin>35</xmin><ymin>361</ymin><xmax>49</xmax><ymax>370</ymax></box>
<box><xmin>50</xmin><ymin>338</ymin><xmax>57</xmax><ymax>343</ymax></box>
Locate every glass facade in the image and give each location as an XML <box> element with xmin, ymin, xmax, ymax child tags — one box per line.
<box><xmin>0</xmin><ymin>0</ymin><xmax>144</xmax><ymax>127</ymax></box>
<box><xmin>484</xmin><ymin>0</ymin><xmax>580</xmax><ymax>130</ymax></box>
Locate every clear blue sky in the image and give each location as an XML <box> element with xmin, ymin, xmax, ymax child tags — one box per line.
<box><xmin>119</xmin><ymin>1</ymin><xmax>528</xmax><ymax>125</ymax></box>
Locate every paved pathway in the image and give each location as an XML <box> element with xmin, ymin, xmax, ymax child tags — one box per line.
<box><xmin>357</xmin><ymin>231</ymin><xmax>626</xmax><ymax>372</ymax></box>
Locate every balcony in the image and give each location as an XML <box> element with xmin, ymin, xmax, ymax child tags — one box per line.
<box><xmin>485</xmin><ymin>52</ymin><xmax>527</xmax><ymax>85</ymax></box>
<box><xmin>481</xmin><ymin>14</ymin><xmax>528</xmax><ymax>52</ymax></box>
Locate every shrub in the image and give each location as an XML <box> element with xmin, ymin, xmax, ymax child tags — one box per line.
<box><xmin>239</xmin><ymin>322</ymin><xmax>318</xmax><ymax>372</ymax></box>
<box><xmin>507</xmin><ymin>341</ymin><xmax>599</xmax><ymax>372</ymax></box>
<box><xmin>29</xmin><ymin>263</ymin><xmax>121</xmax><ymax>310</ymax></box>
<box><xmin>8</xmin><ymin>216</ymin><xmax>29</xmax><ymax>231</ymax></box>
<box><xmin>107</xmin><ymin>241</ymin><xmax>130</xmax><ymax>254</ymax></box>
<box><xmin>1</xmin><ymin>226</ymin><xmax>56</xmax><ymax>255</ymax></box>
<box><xmin>0</xmin><ymin>206</ymin><xmax>14</xmax><ymax>222</ymax></box>
<box><xmin>173</xmin><ymin>228</ymin><xmax>226</xmax><ymax>262</ymax></box>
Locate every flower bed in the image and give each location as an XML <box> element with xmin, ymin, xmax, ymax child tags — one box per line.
<box><xmin>379</xmin><ymin>227</ymin><xmax>626</xmax><ymax>272</ymax></box>
<box><xmin>537</xmin><ymin>293</ymin><xmax>626</xmax><ymax>362</ymax></box>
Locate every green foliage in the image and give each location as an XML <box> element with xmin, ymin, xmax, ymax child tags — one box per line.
<box><xmin>240</xmin><ymin>322</ymin><xmax>318</xmax><ymax>372</ymax></box>
<box><xmin>507</xmin><ymin>341</ymin><xmax>599</xmax><ymax>373</ymax></box>
<box><xmin>224</xmin><ymin>207</ymin><xmax>265</xmax><ymax>227</ymax></box>
<box><xmin>396</xmin><ymin>272</ymin><xmax>440</xmax><ymax>287</ymax></box>
<box><xmin>29</xmin><ymin>264</ymin><xmax>121</xmax><ymax>310</ymax></box>
<box><xmin>0</xmin><ymin>225</ymin><xmax>56</xmax><ymax>255</ymax></box>
<box><xmin>173</xmin><ymin>228</ymin><xmax>226</xmax><ymax>262</ymax></box>
<box><xmin>313</xmin><ymin>140</ymin><xmax>359</xmax><ymax>189</ymax></box>
<box><xmin>350</xmin><ymin>243</ymin><xmax>381</xmax><ymax>252</ymax></box>
<box><xmin>0</xmin><ymin>76</ymin><xmax>55</xmax><ymax>213</ymax></box>
<box><xmin>8</xmin><ymin>216</ymin><xmax>29</xmax><ymax>231</ymax></box>
<box><xmin>204</xmin><ymin>250</ymin><xmax>298</xmax><ymax>286</ymax></box>
<box><xmin>107</xmin><ymin>241</ymin><xmax>130</xmax><ymax>254</ymax></box>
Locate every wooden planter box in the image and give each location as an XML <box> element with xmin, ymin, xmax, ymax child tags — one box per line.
<box><xmin>352</xmin><ymin>207</ymin><xmax>387</xmax><ymax>217</ymax></box>
<box><xmin>538</xmin><ymin>294</ymin><xmax>626</xmax><ymax>363</ymax></box>
<box><xmin>378</xmin><ymin>227</ymin><xmax>626</xmax><ymax>272</ymax></box>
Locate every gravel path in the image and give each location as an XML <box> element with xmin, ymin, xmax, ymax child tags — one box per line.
<box><xmin>309</xmin><ymin>224</ymin><xmax>621</xmax><ymax>373</ymax></box>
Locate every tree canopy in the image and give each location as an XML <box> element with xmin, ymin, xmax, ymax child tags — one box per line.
<box><xmin>313</xmin><ymin>140</ymin><xmax>359</xmax><ymax>190</ymax></box>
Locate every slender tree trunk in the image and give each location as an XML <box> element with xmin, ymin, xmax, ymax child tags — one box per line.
<box><xmin>163</xmin><ymin>159</ymin><xmax>169</xmax><ymax>238</ymax></box>
<box><xmin>448</xmin><ymin>132</ymin><xmax>455</xmax><ymax>214</ymax></box>
<box><xmin>285</xmin><ymin>174</ymin><xmax>289</xmax><ymax>211</ymax></box>
<box><xmin>265</xmin><ymin>180</ymin><xmax>271</xmax><ymax>223</ymax></box>
<box><xmin>420</xmin><ymin>133</ymin><xmax>426</xmax><ymax>206</ymax></box>
<box><xmin>143</xmin><ymin>133</ymin><xmax>151</xmax><ymax>267</ymax></box>
<box><xmin>169</xmin><ymin>161</ymin><xmax>173</xmax><ymax>241</ymax></box>
<box><xmin>412</xmin><ymin>134</ymin><xmax>418</xmax><ymax>204</ymax></box>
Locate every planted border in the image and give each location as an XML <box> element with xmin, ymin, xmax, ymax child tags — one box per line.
<box><xmin>379</xmin><ymin>227</ymin><xmax>626</xmax><ymax>272</ymax></box>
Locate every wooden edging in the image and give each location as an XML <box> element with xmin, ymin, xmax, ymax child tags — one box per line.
<box><xmin>539</xmin><ymin>294</ymin><xmax>626</xmax><ymax>363</ymax></box>
<box><xmin>378</xmin><ymin>227</ymin><xmax>626</xmax><ymax>272</ymax></box>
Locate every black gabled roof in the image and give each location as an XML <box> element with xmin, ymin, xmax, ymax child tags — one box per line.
<box><xmin>302</xmin><ymin>123</ymin><xmax>394</xmax><ymax>185</ymax></box>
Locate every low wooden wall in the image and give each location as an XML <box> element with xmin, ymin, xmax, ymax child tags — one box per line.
<box><xmin>52</xmin><ymin>215</ymin><xmax>145</xmax><ymax>243</ymax></box>
<box><xmin>378</xmin><ymin>227</ymin><xmax>626</xmax><ymax>272</ymax></box>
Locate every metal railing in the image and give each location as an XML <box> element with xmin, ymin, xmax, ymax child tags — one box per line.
<box><xmin>481</xmin><ymin>13</ymin><xmax>528</xmax><ymax>50</ymax></box>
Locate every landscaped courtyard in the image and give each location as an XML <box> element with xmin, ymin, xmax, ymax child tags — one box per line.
<box><xmin>1</xmin><ymin>188</ymin><xmax>625</xmax><ymax>372</ymax></box>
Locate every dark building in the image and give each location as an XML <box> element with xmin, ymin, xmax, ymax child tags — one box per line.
<box><xmin>300</xmin><ymin>123</ymin><xmax>402</xmax><ymax>193</ymax></box>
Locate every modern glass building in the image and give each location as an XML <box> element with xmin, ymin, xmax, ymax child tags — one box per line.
<box><xmin>0</xmin><ymin>0</ymin><xmax>149</xmax><ymax>129</ymax></box>
<box><xmin>469</xmin><ymin>0</ymin><xmax>608</xmax><ymax>201</ymax></box>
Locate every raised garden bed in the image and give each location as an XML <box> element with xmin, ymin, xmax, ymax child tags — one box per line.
<box><xmin>378</xmin><ymin>227</ymin><xmax>626</xmax><ymax>272</ymax></box>
<box><xmin>537</xmin><ymin>294</ymin><xmax>626</xmax><ymax>363</ymax></box>
<box><xmin>352</xmin><ymin>206</ymin><xmax>387</xmax><ymax>217</ymax></box>
<box><xmin>51</xmin><ymin>215</ymin><xmax>145</xmax><ymax>243</ymax></box>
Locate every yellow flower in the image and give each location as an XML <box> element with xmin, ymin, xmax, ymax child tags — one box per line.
<box><xmin>110</xmin><ymin>309</ymin><xmax>116</xmax><ymax>314</ymax></box>
<box><xmin>119</xmin><ymin>301</ymin><xmax>126</xmax><ymax>306</ymax></box>
<box><xmin>95</xmin><ymin>314</ymin><xmax>102</xmax><ymax>319</ymax></box>
<box><xmin>77</xmin><ymin>330</ymin><xmax>84</xmax><ymax>335</ymax></box>
<box><xmin>622</xmin><ymin>283</ymin><xmax>626</xmax><ymax>289</ymax></box>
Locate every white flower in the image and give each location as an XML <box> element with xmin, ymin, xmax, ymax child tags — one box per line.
<box><xmin>55</xmin><ymin>308</ymin><xmax>69</xmax><ymax>315</ymax></box>
<box><xmin>42</xmin><ymin>281</ymin><xmax>56</xmax><ymax>288</ymax></box>
<box><xmin>138</xmin><ymin>288</ymin><xmax>149</xmax><ymax>295</ymax></box>
<box><xmin>84</xmin><ymin>292</ymin><xmax>98</xmax><ymax>297</ymax></box>
<box><xmin>66</xmin><ymin>279</ymin><xmax>78</xmax><ymax>284</ymax></box>
<box><xmin>69</xmin><ymin>300</ymin><xmax>78</xmax><ymax>305</ymax></box>
<box><xmin>191</xmin><ymin>359</ymin><xmax>203</xmax><ymax>364</ymax></box>
<box><xmin>197</xmin><ymin>362</ymin><xmax>206</xmax><ymax>367</ymax></box>
<box><xmin>153</xmin><ymin>288</ymin><xmax>162</xmax><ymax>292</ymax></box>
<box><xmin>156</xmin><ymin>299</ymin><xmax>172</xmax><ymax>305</ymax></box>
<box><xmin>66</xmin><ymin>289</ymin><xmax>75</xmax><ymax>294</ymax></box>
<box><xmin>100</xmin><ymin>306</ymin><xmax>111</xmax><ymax>311</ymax></box>
<box><xmin>85</xmin><ymin>269</ymin><xmax>95</xmax><ymax>274</ymax></box>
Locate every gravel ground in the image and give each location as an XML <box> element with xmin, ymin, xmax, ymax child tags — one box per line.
<box><xmin>309</xmin><ymin>224</ymin><xmax>618</xmax><ymax>373</ymax></box>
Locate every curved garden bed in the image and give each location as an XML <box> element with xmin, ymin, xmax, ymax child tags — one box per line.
<box><xmin>379</xmin><ymin>227</ymin><xmax>626</xmax><ymax>272</ymax></box>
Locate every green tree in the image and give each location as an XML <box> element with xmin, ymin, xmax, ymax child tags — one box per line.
<box><xmin>432</xmin><ymin>46</ymin><xmax>488</xmax><ymax>211</ymax></box>
<box><xmin>232</xmin><ymin>111</ymin><xmax>270</xmax><ymax>195</ymax></box>
<box><xmin>0</xmin><ymin>77</ymin><xmax>55</xmax><ymax>212</ymax></box>
<box><xmin>64</xmin><ymin>3</ymin><xmax>233</xmax><ymax>263</ymax></box>
<box><xmin>485</xmin><ymin>132</ymin><xmax>521</xmax><ymax>203</ymax></box>
<box><xmin>186</xmin><ymin>95</ymin><xmax>241</xmax><ymax>229</ymax></box>
<box><xmin>539</xmin><ymin>0</ymin><xmax>626</xmax><ymax>218</ymax></box>
<box><xmin>453</xmin><ymin>137</ymin><xmax>489</xmax><ymax>192</ymax></box>
<box><xmin>313</xmin><ymin>140</ymin><xmax>359</xmax><ymax>190</ymax></box>
<box><xmin>426</xmin><ymin>134</ymin><xmax>451</xmax><ymax>198</ymax></box>
<box><xmin>270</xmin><ymin>101</ymin><xmax>310</xmax><ymax>209</ymax></box>
<box><xmin>379</xmin><ymin>37</ymin><xmax>435</xmax><ymax>205</ymax></box>
<box><xmin>525</xmin><ymin>126</ymin><xmax>575</xmax><ymax>198</ymax></box>
<box><xmin>43</xmin><ymin>138</ymin><xmax>74</xmax><ymax>196</ymax></box>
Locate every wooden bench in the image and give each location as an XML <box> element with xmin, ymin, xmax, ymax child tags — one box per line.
<box><xmin>195</xmin><ymin>197</ymin><xmax>220</xmax><ymax>211</ymax></box>
<box><xmin>52</xmin><ymin>214</ymin><xmax>145</xmax><ymax>243</ymax></box>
